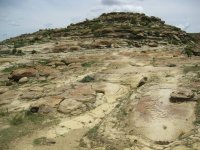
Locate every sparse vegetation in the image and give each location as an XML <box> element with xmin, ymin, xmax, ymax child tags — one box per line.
<box><xmin>183</xmin><ymin>45</ymin><xmax>194</xmax><ymax>57</ymax></box>
<box><xmin>0</xmin><ymin>110</ymin><xmax>57</xmax><ymax>149</ymax></box>
<box><xmin>2</xmin><ymin>64</ymin><xmax>27</xmax><ymax>73</ymax></box>
<box><xmin>33</xmin><ymin>137</ymin><xmax>47</xmax><ymax>145</ymax></box>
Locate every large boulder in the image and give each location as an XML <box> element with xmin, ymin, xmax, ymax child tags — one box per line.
<box><xmin>58</xmin><ymin>99</ymin><xmax>86</xmax><ymax>115</ymax></box>
<box><xmin>170</xmin><ymin>89</ymin><xmax>194</xmax><ymax>102</ymax></box>
<box><xmin>8</xmin><ymin>68</ymin><xmax>38</xmax><ymax>81</ymax></box>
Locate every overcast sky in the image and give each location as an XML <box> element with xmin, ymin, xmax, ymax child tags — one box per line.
<box><xmin>0</xmin><ymin>0</ymin><xmax>199</xmax><ymax>41</ymax></box>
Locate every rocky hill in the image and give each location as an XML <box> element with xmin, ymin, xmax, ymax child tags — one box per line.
<box><xmin>0</xmin><ymin>12</ymin><xmax>200</xmax><ymax>150</ymax></box>
<box><xmin>0</xmin><ymin>12</ymin><xmax>195</xmax><ymax>50</ymax></box>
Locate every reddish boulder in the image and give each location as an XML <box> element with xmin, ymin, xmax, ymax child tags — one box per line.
<box><xmin>8</xmin><ymin>68</ymin><xmax>38</xmax><ymax>81</ymax></box>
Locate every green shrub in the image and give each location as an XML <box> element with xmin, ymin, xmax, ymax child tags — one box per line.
<box><xmin>14</xmin><ymin>41</ymin><xmax>25</xmax><ymax>48</ymax></box>
<box><xmin>12</xmin><ymin>48</ymin><xmax>17</xmax><ymax>54</ymax></box>
<box><xmin>10</xmin><ymin>113</ymin><xmax>24</xmax><ymax>125</ymax></box>
<box><xmin>91</xmin><ymin>23</ymin><xmax>104</xmax><ymax>32</ymax></box>
<box><xmin>80</xmin><ymin>75</ymin><xmax>95</xmax><ymax>83</ymax></box>
<box><xmin>16</xmin><ymin>50</ymin><xmax>25</xmax><ymax>56</ymax></box>
<box><xmin>31</xmin><ymin>50</ymin><xmax>37</xmax><ymax>54</ymax></box>
<box><xmin>93</xmin><ymin>28</ymin><xmax>113</xmax><ymax>37</ymax></box>
<box><xmin>81</xmin><ymin>61</ymin><xmax>95</xmax><ymax>67</ymax></box>
<box><xmin>183</xmin><ymin>45</ymin><xmax>194</xmax><ymax>57</ymax></box>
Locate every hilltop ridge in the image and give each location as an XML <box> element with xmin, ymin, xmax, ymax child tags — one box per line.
<box><xmin>0</xmin><ymin>12</ymin><xmax>195</xmax><ymax>50</ymax></box>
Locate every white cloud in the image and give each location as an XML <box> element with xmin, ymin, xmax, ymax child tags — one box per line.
<box><xmin>101</xmin><ymin>0</ymin><xmax>122</xmax><ymax>6</ymax></box>
<box><xmin>176</xmin><ymin>22</ymin><xmax>190</xmax><ymax>31</ymax></box>
<box><xmin>109</xmin><ymin>5</ymin><xmax>144</xmax><ymax>12</ymax></box>
<box><xmin>8</xmin><ymin>21</ymin><xmax>20</xmax><ymax>27</ymax></box>
<box><xmin>92</xmin><ymin>0</ymin><xmax>144</xmax><ymax>14</ymax></box>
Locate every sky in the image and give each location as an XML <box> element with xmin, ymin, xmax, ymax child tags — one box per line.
<box><xmin>0</xmin><ymin>0</ymin><xmax>200</xmax><ymax>41</ymax></box>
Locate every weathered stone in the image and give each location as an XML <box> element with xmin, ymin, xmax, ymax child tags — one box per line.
<box><xmin>8</xmin><ymin>68</ymin><xmax>38</xmax><ymax>81</ymax></box>
<box><xmin>148</xmin><ymin>42</ymin><xmax>158</xmax><ymax>47</ymax></box>
<box><xmin>58</xmin><ymin>99</ymin><xmax>84</xmax><ymax>114</ymax></box>
<box><xmin>173</xmin><ymin>35</ymin><xmax>181</xmax><ymax>41</ymax></box>
<box><xmin>170</xmin><ymin>89</ymin><xmax>194</xmax><ymax>102</ymax></box>
<box><xmin>18</xmin><ymin>77</ymin><xmax>28</xmax><ymax>83</ymax></box>
<box><xmin>21</xmin><ymin>91</ymin><xmax>43</xmax><ymax>100</ymax></box>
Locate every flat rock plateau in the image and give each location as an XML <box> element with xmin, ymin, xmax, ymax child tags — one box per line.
<box><xmin>0</xmin><ymin>12</ymin><xmax>200</xmax><ymax>150</ymax></box>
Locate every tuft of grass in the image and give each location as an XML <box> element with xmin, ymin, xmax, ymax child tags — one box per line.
<box><xmin>81</xmin><ymin>61</ymin><xmax>95</xmax><ymax>68</ymax></box>
<box><xmin>9</xmin><ymin>110</ymin><xmax>45</xmax><ymax>126</ymax></box>
<box><xmin>9</xmin><ymin>113</ymin><xmax>24</xmax><ymax>125</ymax></box>
<box><xmin>2</xmin><ymin>64</ymin><xmax>27</xmax><ymax>73</ymax></box>
<box><xmin>33</xmin><ymin>137</ymin><xmax>47</xmax><ymax>145</ymax></box>
<box><xmin>86</xmin><ymin>125</ymin><xmax>99</xmax><ymax>139</ymax></box>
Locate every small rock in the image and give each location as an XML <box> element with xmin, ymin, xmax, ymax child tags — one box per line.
<box><xmin>137</xmin><ymin>77</ymin><xmax>148</xmax><ymax>87</ymax></box>
<box><xmin>38</xmin><ymin>76</ymin><xmax>46</xmax><ymax>81</ymax></box>
<box><xmin>148</xmin><ymin>42</ymin><xmax>158</xmax><ymax>47</ymax></box>
<box><xmin>170</xmin><ymin>89</ymin><xmax>194</xmax><ymax>102</ymax></box>
<box><xmin>58</xmin><ymin>99</ymin><xmax>84</xmax><ymax>115</ymax></box>
<box><xmin>30</xmin><ymin>104</ymin><xmax>53</xmax><ymax>114</ymax></box>
<box><xmin>46</xmin><ymin>138</ymin><xmax>56</xmax><ymax>145</ymax></box>
<box><xmin>173</xmin><ymin>35</ymin><xmax>181</xmax><ymax>41</ymax></box>
<box><xmin>18</xmin><ymin>77</ymin><xmax>28</xmax><ymax>83</ymax></box>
